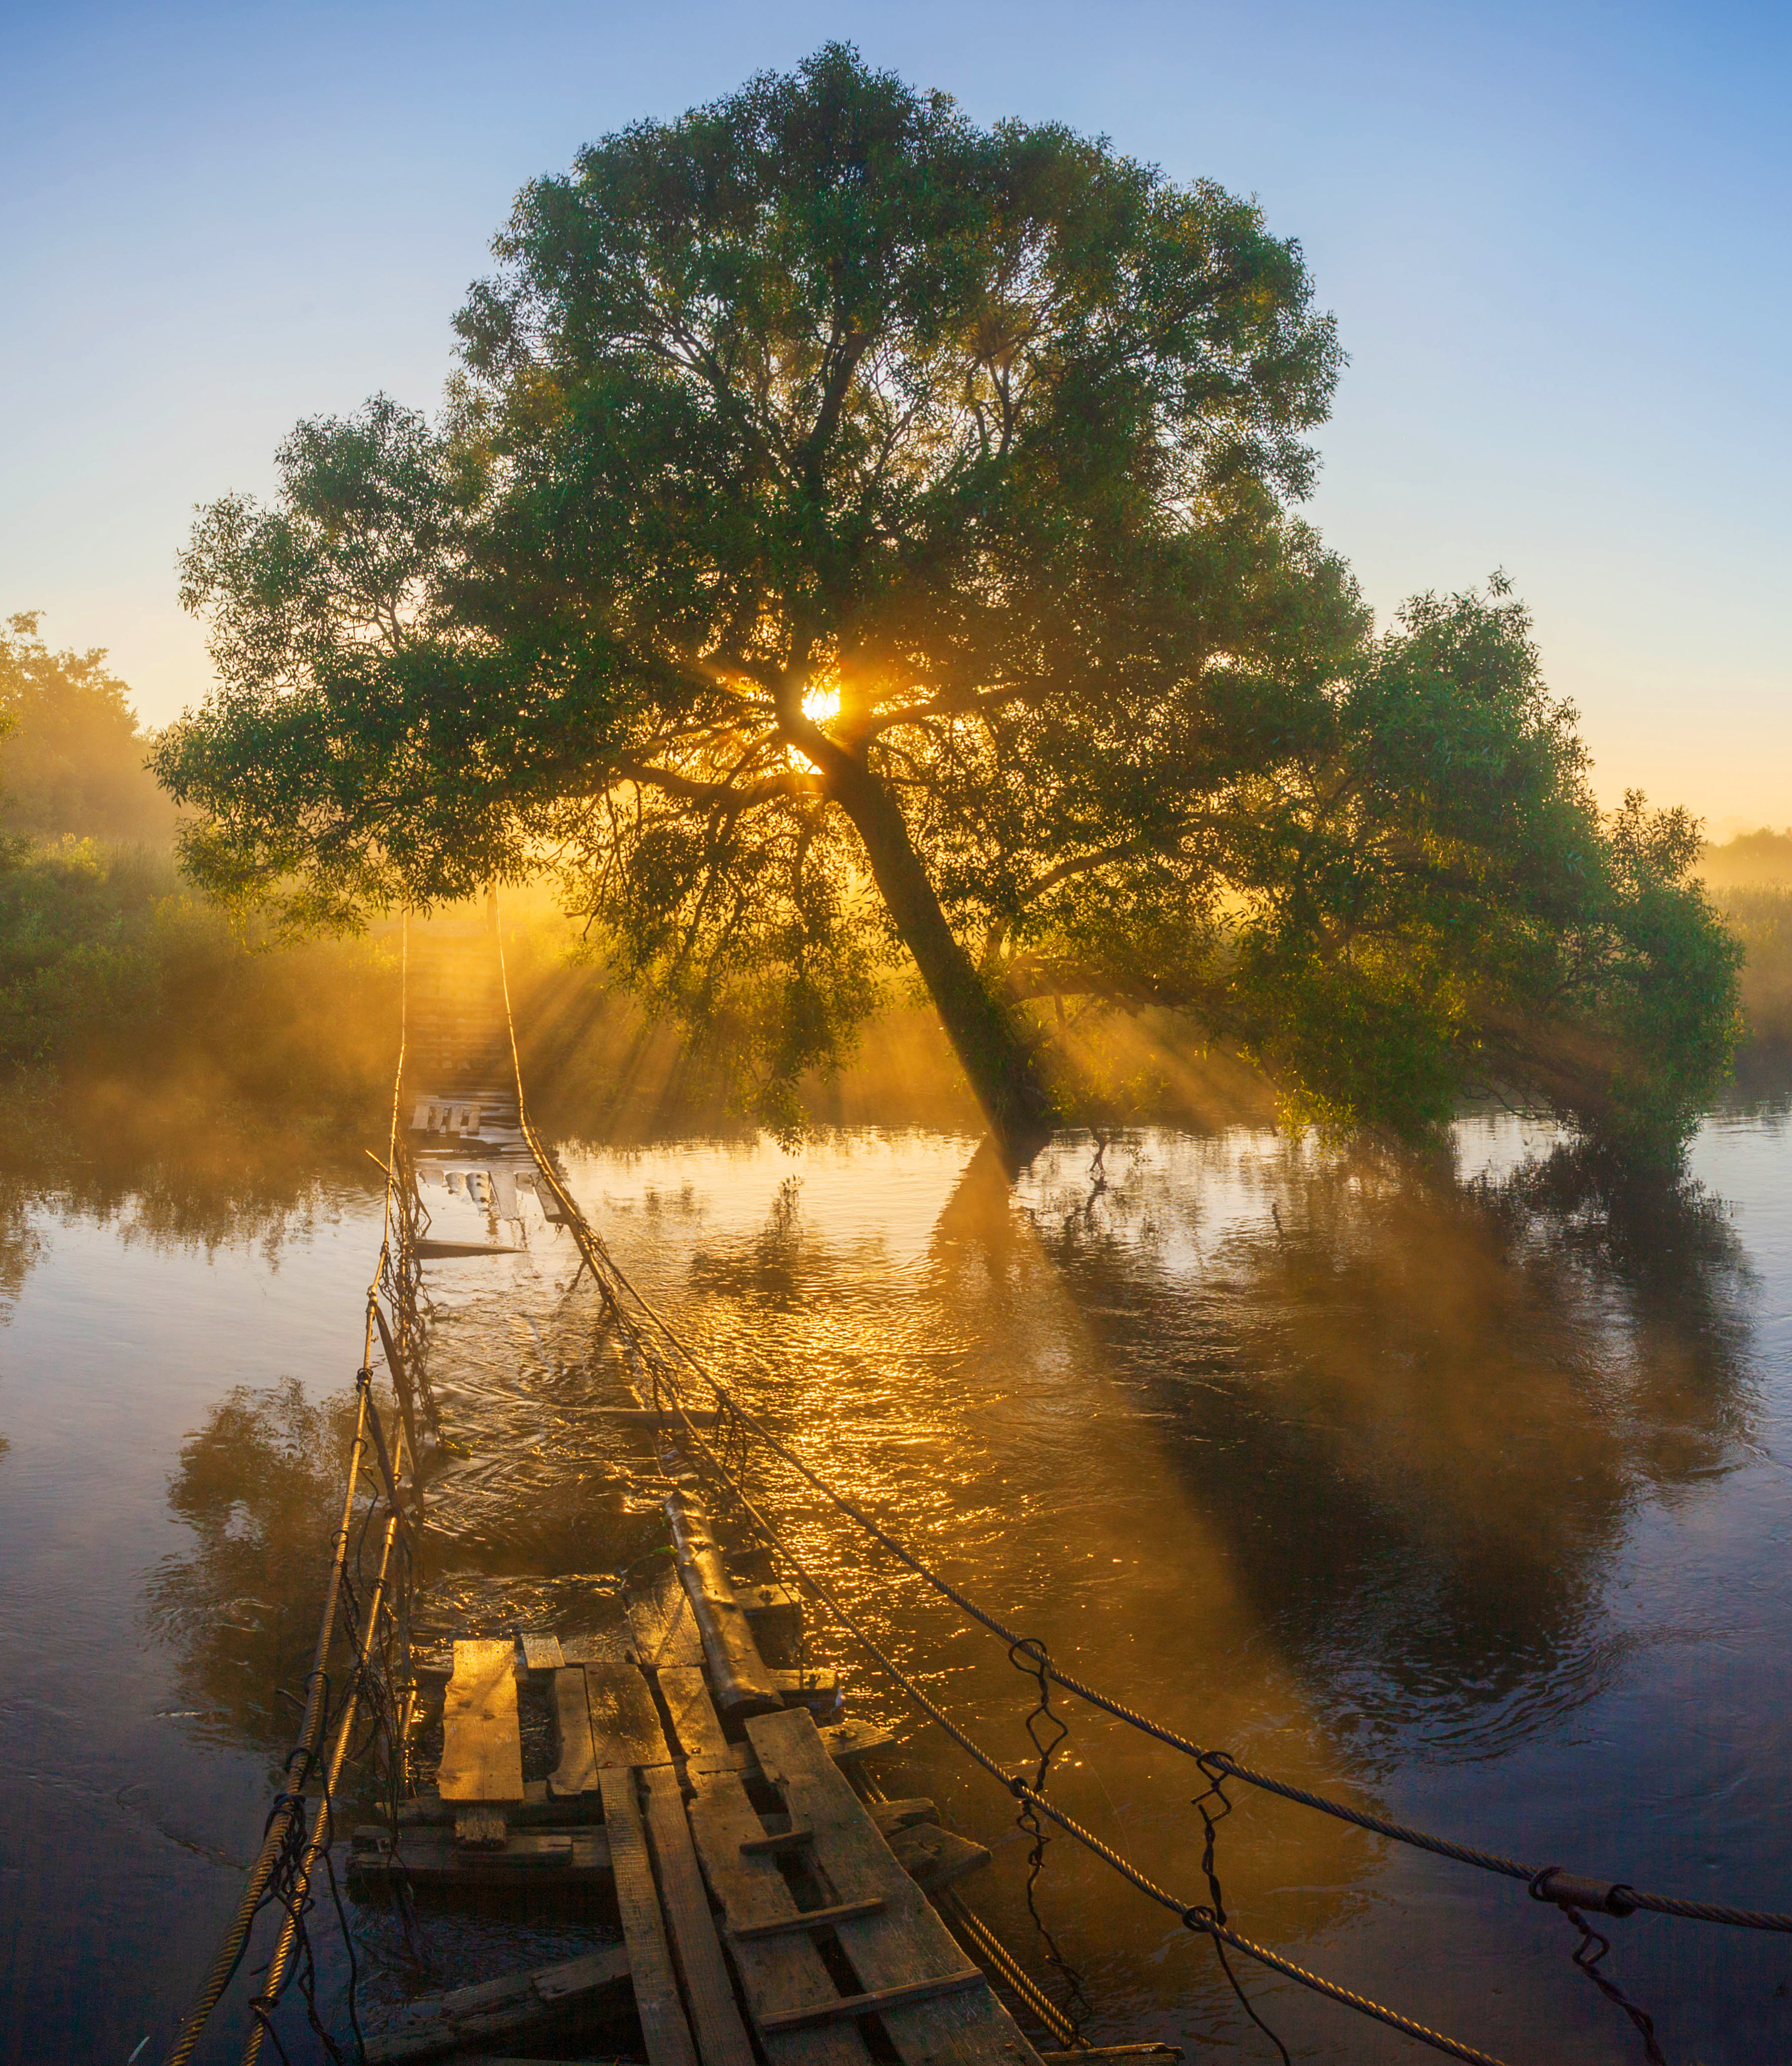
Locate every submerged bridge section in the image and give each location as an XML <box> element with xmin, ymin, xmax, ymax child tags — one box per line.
<box><xmin>336</xmin><ymin>909</ymin><xmax>1091</xmax><ymax>2066</ymax></box>
<box><xmin>349</xmin><ymin>1537</ymin><xmax>1042</xmax><ymax>2066</ymax></box>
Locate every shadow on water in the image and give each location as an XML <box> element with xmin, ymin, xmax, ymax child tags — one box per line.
<box><xmin>37</xmin><ymin>1044</ymin><xmax>1781</xmax><ymax>2064</ymax></box>
<box><xmin>141</xmin><ymin>1379</ymin><xmax>363</xmax><ymax>1761</ymax></box>
<box><xmin>946</xmin><ymin>1130</ymin><xmax>1758</xmax><ymax>1767</ymax></box>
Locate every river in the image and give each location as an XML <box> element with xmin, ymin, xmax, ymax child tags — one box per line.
<box><xmin>2</xmin><ymin>1081</ymin><xmax>1789</xmax><ymax>2064</ymax></box>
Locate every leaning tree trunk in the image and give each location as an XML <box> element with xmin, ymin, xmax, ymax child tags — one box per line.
<box><xmin>827</xmin><ymin>757</ymin><xmax>1055</xmax><ymax>1162</ymax></box>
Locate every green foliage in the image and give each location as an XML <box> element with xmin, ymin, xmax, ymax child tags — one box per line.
<box><xmin>0</xmin><ymin>613</ymin><xmax>174</xmax><ymax>842</ymax></box>
<box><xmin>155</xmin><ymin>45</ymin><xmax>1739</xmax><ymax>1158</ymax></box>
<box><xmin>0</xmin><ymin>838</ymin><xmax>397</xmax><ymax>1112</ymax></box>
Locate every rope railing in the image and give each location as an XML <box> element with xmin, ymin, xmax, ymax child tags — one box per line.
<box><xmin>489</xmin><ymin>937</ymin><xmax>1792</xmax><ymax>1941</ymax></box>
<box><xmin>162</xmin><ymin>918</ymin><xmax>418</xmax><ymax>2066</ymax></box>
<box><xmin>493</xmin><ymin>1043</ymin><xmax>1792</xmax><ymax>1940</ymax></box>
<box><xmin>491</xmin><ymin>911</ymin><xmax>1516</xmax><ymax>2066</ymax></box>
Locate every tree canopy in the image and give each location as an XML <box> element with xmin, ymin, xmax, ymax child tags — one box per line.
<box><xmin>1</xmin><ymin>614</ymin><xmax>173</xmax><ymax>844</ymax></box>
<box><xmin>155</xmin><ymin>44</ymin><xmax>1739</xmax><ymax>1159</ymax></box>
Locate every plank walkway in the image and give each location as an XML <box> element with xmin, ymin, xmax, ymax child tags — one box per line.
<box><xmin>350</xmin><ymin>1016</ymin><xmax>1057</xmax><ymax>2066</ymax></box>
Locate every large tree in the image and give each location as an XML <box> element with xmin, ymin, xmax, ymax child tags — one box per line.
<box><xmin>156</xmin><ymin>45</ymin><xmax>1738</xmax><ymax>1159</ymax></box>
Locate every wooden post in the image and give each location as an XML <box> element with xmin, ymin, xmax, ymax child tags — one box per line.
<box><xmin>372</xmin><ymin>1301</ymin><xmax>426</xmax><ymax>1503</ymax></box>
<box><xmin>663</xmin><ymin>1487</ymin><xmax>783</xmax><ymax>1720</ymax></box>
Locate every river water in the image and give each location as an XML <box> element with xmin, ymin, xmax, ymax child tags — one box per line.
<box><xmin>2</xmin><ymin>1083</ymin><xmax>1790</xmax><ymax>2065</ymax></box>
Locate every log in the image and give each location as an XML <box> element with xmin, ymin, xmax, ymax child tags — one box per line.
<box><xmin>360</xmin><ymin>1943</ymin><xmax>630</xmax><ymax>2061</ymax></box>
<box><xmin>663</xmin><ymin>1487</ymin><xmax>783</xmax><ymax>1719</ymax></box>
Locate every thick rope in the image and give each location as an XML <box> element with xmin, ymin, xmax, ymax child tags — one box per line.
<box><xmin>162</xmin><ymin>918</ymin><xmax>416</xmax><ymax>2066</ymax></box>
<box><xmin>502</xmin><ymin>1066</ymin><xmax>1792</xmax><ymax>1936</ymax></box>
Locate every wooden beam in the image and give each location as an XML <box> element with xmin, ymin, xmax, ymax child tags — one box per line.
<box><xmin>664</xmin><ymin>1487</ymin><xmax>783</xmax><ymax>1718</ymax></box>
<box><xmin>586</xmin><ymin>1660</ymin><xmax>672</xmax><ymax>1770</ymax></box>
<box><xmin>758</xmin><ymin>1972</ymin><xmax>985</xmax><ymax>2034</ymax></box>
<box><xmin>520</xmin><ymin>1630</ymin><xmax>565</xmax><ymax>1672</ymax></box>
<box><xmin>730</xmin><ymin>1898</ymin><xmax>888</xmax><ymax>1940</ymax></box>
<box><xmin>439</xmin><ymin>1640</ymin><xmax>524</xmax><ymax>1803</ymax></box>
<box><xmin>360</xmin><ymin>1943</ymin><xmax>630</xmax><ymax>2061</ymax></box>
<box><xmin>642</xmin><ymin>1767</ymin><xmax>756</xmax><ymax>2066</ymax></box>
<box><xmin>550</xmin><ymin>1667</ymin><xmax>599</xmax><ymax>1797</ymax></box>
<box><xmin>656</xmin><ymin>1665</ymin><xmax>734</xmax><ymax>1771</ymax></box>
<box><xmin>600</xmin><ymin>1766</ymin><xmax>699</xmax><ymax>2066</ymax></box>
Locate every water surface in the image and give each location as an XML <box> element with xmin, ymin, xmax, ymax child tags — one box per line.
<box><xmin>2</xmin><ymin>1091</ymin><xmax>1789</xmax><ymax>2064</ymax></box>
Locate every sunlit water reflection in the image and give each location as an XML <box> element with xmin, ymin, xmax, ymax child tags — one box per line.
<box><xmin>2</xmin><ymin>1095</ymin><xmax>1789</xmax><ymax>2063</ymax></box>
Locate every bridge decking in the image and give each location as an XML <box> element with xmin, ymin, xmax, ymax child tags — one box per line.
<box><xmin>341</xmin><ymin>920</ymin><xmax>1075</xmax><ymax>2066</ymax></box>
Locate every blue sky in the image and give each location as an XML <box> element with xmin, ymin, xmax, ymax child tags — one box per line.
<box><xmin>3</xmin><ymin>0</ymin><xmax>1786</xmax><ymax>825</ymax></box>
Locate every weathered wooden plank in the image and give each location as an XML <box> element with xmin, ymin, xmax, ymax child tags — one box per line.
<box><xmin>520</xmin><ymin>1630</ymin><xmax>565</xmax><ymax>1672</ymax></box>
<box><xmin>626</xmin><ymin>1561</ymin><xmax>705</xmax><ymax>1669</ymax></box>
<box><xmin>439</xmin><ymin>1639</ymin><xmax>524</xmax><ymax>1803</ymax></box>
<box><xmin>759</xmin><ymin>1972</ymin><xmax>985</xmax><ymax>2035</ymax></box>
<box><xmin>887</xmin><ymin>1822</ymin><xmax>992</xmax><ymax>1893</ymax></box>
<box><xmin>731</xmin><ymin>1897</ymin><xmax>888</xmax><ymax>1940</ymax></box>
<box><xmin>642</xmin><ymin>1766</ymin><xmax>756</xmax><ymax>2066</ymax></box>
<box><xmin>348</xmin><ymin>1826</ymin><xmax>607</xmax><ymax>1890</ymax></box>
<box><xmin>550</xmin><ymin>1666</ymin><xmax>600</xmax><ymax>1797</ymax></box>
<box><xmin>600</xmin><ymin>1766</ymin><xmax>699</xmax><ymax>2066</ymax></box>
<box><xmin>563</xmin><ymin>1627</ymin><xmax>631</xmax><ymax>1666</ymax></box>
<box><xmin>748</xmin><ymin>1708</ymin><xmax>1041</xmax><ymax>2066</ymax></box>
<box><xmin>361</xmin><ymin>1942</ymin><xmax>630</xmax><ymax>2062</ymax></box>
<box><xmin>771</xmin><ymin>1667</ymin><xmax>843</xmax><ymax>1717</ymax></box>
<box><xmin>664</xmin><ymin>1487</ymin><xmax>783</xmax><ymax>1718</ymax></box>
<box><xmin>656</xmin><ymin>1665</ymin><xmax>734</xmax><ymax>1771</ymax></box>
<box><xmin>738</xmin><ymin>1579</ymin><xmax>803</xmax><ymax>1650</ymax></box>
<box><xmin>685</xmin><ymin>1767</ymin><xmax>874</xmax><ymax>2066</ymax></box>
<box><xmin>817</xmin><ymin>1718</ymin><xmax>894</xmax><ymax>1767</ymax></box>
<box><xmin>586</xmin><ymin>1660</ymin><xmax>671</xmax><ymax>1770</ymax></box>
<box><xmin>756</xmin><ymin>1793</ymin><xmax>938</xmax><ymax>1843</ymax></box>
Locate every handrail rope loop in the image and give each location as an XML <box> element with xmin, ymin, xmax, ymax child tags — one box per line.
<box><xmin>499</xmin><ymin>1084</ymin><xmax>1792</xmax><ymax>1935</ymax></box>
<box><xmin>488</xmin><ymin>907</ymin><xmax>1781</xmax><ymax>2060</ymax></box>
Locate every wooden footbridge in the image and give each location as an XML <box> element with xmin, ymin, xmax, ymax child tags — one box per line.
<box><xmin>159</xmin><ymin>911</ymin><xmax>1155</xmax><ymax>2066</ymax></box>
<box><xmin>156</xmin><ymin>910</ymin><xmax>1792</xmax><ymax>2066</ymax></box>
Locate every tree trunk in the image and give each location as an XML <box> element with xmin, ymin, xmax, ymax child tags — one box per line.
<box><xmin>826</xmin><ymin>758</ymin><xmax>1054</xmax><ymax>1162</ymax></box>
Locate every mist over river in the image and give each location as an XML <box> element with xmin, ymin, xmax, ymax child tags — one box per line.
<box><xmin>2</xmin><ymin>1081</ymin><xmax>1790</xmax><ymax>2064</ymax></box>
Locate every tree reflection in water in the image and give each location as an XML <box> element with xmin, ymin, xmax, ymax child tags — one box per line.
<box><xmin>988</xmin><ymin>1129</ymin><xmax>1757</xmax><ymax>1762</ymax></box>
<box><xmin>142</xmin><ymin>1379</ymin><xmax>362</xmax><ymax>1760</ymax></box>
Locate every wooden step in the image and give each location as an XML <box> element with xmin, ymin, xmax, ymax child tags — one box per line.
<box><xmin>550</xmin><ymin>1660</ymin><xmax>672</xmax><ymax>1795</ymax></box>
<box><xmin>685</xmin><ymin>1764</ymin><xmax>877</xmax><ymax>2066</ymax></box>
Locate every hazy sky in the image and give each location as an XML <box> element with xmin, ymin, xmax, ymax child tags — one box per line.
<box><xmin>4</xmin><ymin>0</ymin><xmax>1786</xmax><ymax>827</ymax></box>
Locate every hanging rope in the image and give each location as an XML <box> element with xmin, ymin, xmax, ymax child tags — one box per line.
<box><xmin>502</xmin><ymin>1104</ymin><xmax>1792</xmax><ymax>1937</ymax></box>
<box><xmin>163</xmin><ymin>918</ymin><xmax>418</xmax><ymax>2066</ymax></box>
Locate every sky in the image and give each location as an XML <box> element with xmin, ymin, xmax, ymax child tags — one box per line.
<box><xmin>2</xmin><ymin>0</ymin><xmax>1787</xmax><ymax>828</ymax></box>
